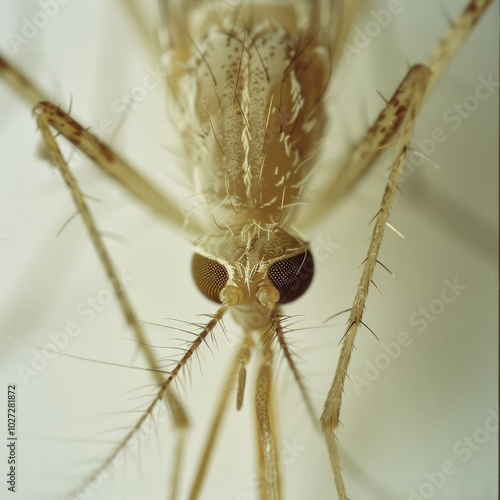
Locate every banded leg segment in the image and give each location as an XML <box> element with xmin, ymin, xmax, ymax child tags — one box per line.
<box><xmin>0</xmin><ymin>52</ymin><xmax>198</xmax><ymax>499</ymax></box>
<box><xmin>0</xmin><ymin>54</ymin><xmax>191</xmax><ymax>232</ymax></box>
<box><xmin>299</xmin><ymin>0</ymin><xmax>494</xmax><ymax>229</ymax></box>
<box><xmin>32</xmin><ymin>98</ymin><xmax>192</xmax><ymax>499</ymax></box>
<box><xmin>32</xmin><ymin>101</ymin><xmax>188</xmax><ymax>230</ymax></box>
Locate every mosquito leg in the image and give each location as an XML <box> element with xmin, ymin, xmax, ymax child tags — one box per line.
<box><xmin>0</xmin><ymin>55</ymin><xmax>191</xmax><ymax>232</ymax></box>
<box><xmin>426</xmin><ymin>0</ymin><xmax>493</xmax><ymax>92</ymax></box>
<box><xmin>0</xmin><ymin>46</ymin><xmax>197</xmax><ymax>499</ymax></box>
<box><xmin>0</xmin><ymin>55</ymin><xmax>46</xmax><ymax>107</ymax></box>
<box><xmin>321</xmin><ymin>64</ymin><xmax>432</xmax><ymax>500</ymax></box>
<box><xmin>34</xmin><ymin>100</ymin><xmax>189</xmax><ymax>228</ymax></box>
<box><xmin>32</xmin><ymin>104</ymin><xmax>178</xmax><ymax>384</ymax></box>
<box><xmin>260</xmin><ymin>294</ymin><xmax>318</xmax><ymax>428</ymax></box>
<box><xmin>165</xmin><ymin>388</ymin><xmax>189</xmax><ymax>500</ymax></box>
<box><xmin>30</xmin><ymin>96</ymin><xmax>192</xmax><ymax>495</ymax></box>
<box><xmin>255</xmin><ymin>344</ymin><xmax>280</xmax><ymax>500</ymax></box>
<box><xmin>299</xmin><ymin>0</ymin><xmax>493</xmax><ymax>229</ymax></box>
<box><xmin>70</xmin><ymin>300</ymin><xmax>229</xmax><ymax>498</ymax></box>
<box><xmin>188</xmin><ymin>337</ymin><xmax>252</xmax><ymax>499</ymax></box>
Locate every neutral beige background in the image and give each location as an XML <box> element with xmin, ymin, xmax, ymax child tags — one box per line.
<box><xmin>0</xmin><ymin>1</ymin><xmax>497</xmax><ymax>499</ymax></box>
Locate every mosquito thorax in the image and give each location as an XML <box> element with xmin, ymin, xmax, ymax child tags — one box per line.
<box><xmin>191</xmin><ymin>224</ymin><xmax>314</xmax><ymax>307</ymax></box>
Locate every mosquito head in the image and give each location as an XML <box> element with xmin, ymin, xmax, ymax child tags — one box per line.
<box><xmin>191</xmin><ymin>223</ymin><xmax>314</xmax><ymax>312</ymax></box>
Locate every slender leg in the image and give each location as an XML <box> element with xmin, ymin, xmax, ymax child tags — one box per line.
<box><xmin>317</xmin><ymin>2</ymin><xmax>493</xmax><ymax>497</ymax></box>
<box><xmin>298</xmin><ymin>0</ymin><xmax>493</xmax><ymax>230</ymax></box>
<box><xmin>0</xmin><ymin>50</ymin><xmax>207</xmax><ymax>500</ymax></box>
<box><xmin>0</xmin><ymin>21</ymin><xmax>195</xmax><ymax>500</ymax></box>
<box><xmin>0</xmin><ymin>56</ymin><xmax>191</xmax><ymax>232</ymax></box>
<box><xmin>188</xmin><ymin>337</ymin><xmax>252</xmax><ymax>499</ymax></box>
<box><xmin>32</xmin><ymin>97</ymin><xmax>197</xmax><ymax>498</ymax></box>
<box><xmin>66</xmin><ymin>298</ymin><xmax>230</xmax><ymax>499</ymax></box>
<box><xmin>255</xmin><ymin>345</ymin><xmax>280</xmax><ymax>500</ymax></box>
<box><xmin>262</xmin><ymin>296</ymin><xmax>318</xmax><ymax>428</ymax></box>
<box><xmin>321</xmin><ymin>64</ymin><xmax>432</xmax><ymax>500</ymax></box>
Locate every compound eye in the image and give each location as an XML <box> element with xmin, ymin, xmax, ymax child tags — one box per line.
<box><xmin>267</xmin><ymin>251</ymin><xmax>314</xmax><ymax>304</ymax></box>
<box><xmin>192</xmin><ymin>254</ymin><xmax>229</xmax><ymax>303</ymax></box>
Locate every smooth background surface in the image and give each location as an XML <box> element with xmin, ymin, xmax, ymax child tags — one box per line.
<box><xmin>0</xmin><ymin>1</ymin><xmax>497</xmax><ymax>499</ymax></box>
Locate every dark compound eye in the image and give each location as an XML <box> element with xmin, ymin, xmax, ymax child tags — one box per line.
<box><xmin>192</xmin><ymin>253</ymin><xmax>229</xmax><ymax>303</ymax></box>
<box><xmin>267</xmin><ymin>251</ymin><xmax>314</xmax><ymax>304</ymax></box>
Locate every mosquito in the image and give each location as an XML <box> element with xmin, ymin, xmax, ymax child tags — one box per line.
<box><xmin>0</xmin><ymin>1</ymin><xmax>497</xmax><ymax>499</ymax></box>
